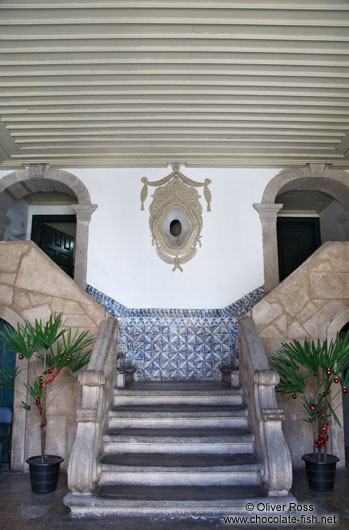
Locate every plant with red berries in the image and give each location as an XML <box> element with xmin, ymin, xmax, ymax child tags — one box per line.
<box><xmin>0</xmin><ymin>313</ymin><xmax>93</xmax><ymax>463</ymax></box>
<box><xmin>270</xmin><ymin>333</ymin><xmax>349</xmax><ymax>462</ymax></box>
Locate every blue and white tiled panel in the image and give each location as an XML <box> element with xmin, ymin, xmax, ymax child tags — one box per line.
<box><xmin>118</xmin><ymin>316</ymin><xmax>238</xmax><ymax>380</ymax></box>
<box><xmin>86</xmin><ymin>285</ymin><xmax>263</xmax><ymax>381</ymax></box>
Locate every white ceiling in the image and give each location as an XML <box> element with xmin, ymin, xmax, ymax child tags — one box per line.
<box><xmin>0</xmin><ymin>0</ymin><xmax>349</xmax><ymax>169</ymax></box>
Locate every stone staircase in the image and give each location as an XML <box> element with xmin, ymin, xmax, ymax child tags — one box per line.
<box><xmin>66</xmin><ymin>380</ymin><xmax>294</xmax><ymax>516</ymax></box>
<box><xmin>64</xmin><ymin>317</ymin><xmax>294</xmax><ymax>517</ymax></box>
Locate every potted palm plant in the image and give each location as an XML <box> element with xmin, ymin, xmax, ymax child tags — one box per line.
<box><xmin>270</xmin><ymin>333</ymin><xmax>349</xmax><ymax>491</ymax></box>
<box><xmin>0</xmin><ymin>313</ymin><xmax>93</xmax><ymax>493</ymax></box>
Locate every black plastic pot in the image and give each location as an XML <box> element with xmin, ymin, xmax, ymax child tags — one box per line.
<box><xmin>302</xmin><ymin>453</ymin><xmax>339</xmax><ymax>492</ymax></box>
<box><xmin>26</xmin><ymin>455</ymin><xmax>64</xmax><ymax>494</ymax></box>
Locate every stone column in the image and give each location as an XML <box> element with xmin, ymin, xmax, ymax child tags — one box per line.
<box><xmin>71</xmin><ymin>204</ymin><xmax>97</xmax><ymax>290</ymax></box>
<box><xmin>0</xmin><ymin>210</ymin><xmax>11</xmax><ymax>240</ymax></box>
<box><xmin>253</xmin><ymin>203</ymin><xmax>283</xmax><ymax>294</ymax></box>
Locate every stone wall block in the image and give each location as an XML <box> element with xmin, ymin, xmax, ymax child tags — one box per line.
<box><xmin>0</xmin><ymin>272</ymin><xmax>16</xmax><ymax>285</ymax></box>
<box><xmin>260</xmin><ymin>325</ymin><xmax>280</xmax><ymax>338</ymax></box>
<box><xmin>48</xmin><ymin>375</ymin><xmax>77</xmax><ymax>416</ymax></box>
<box><xmin>310</xmin><ymin>273</ymin><xmax>349</xmax><ymax>300</ymax></box>
<box><xmin>13</xmin><ymin>289</ymin><xmax>32</xmax><ymax>311</ymax></box>
<box><xmin>272</xmin><ymin>314</ymin><xmax>288</xmax><ymax>334</ymax></box>
<box><xmin>274</xmin><ymin>269</ymin><xmax>310</xmax><ymax>316</ymax></box>
<box><xmin>287</xmin><ymin>320</ymin><xmax>307</xmax><ymax>339</ymax></box>
<box><xmin>46</xmin><ymin>417</ymin><xmax>68</xmax><ymax>470</ymax></box>
<box><xmin>322</xmin><ymin>242</ymin><xmax>349</xmax><ymax>272</ymax></box>
<box><xmin>0</xmin><ymin>242</ymin><xmax>24</xmax><ymax>272</ymax></box>
<box><xmin>28</xmin><ymin>293</ymin><xmax>52</xmax><ymax>307</ymax></box>
<box><xmin>63</xmin><ymin>300</ymin><xmax>85</xmax><ymax>314</ymax></box>
<box><xmin>62</xmin><ymin>313</ymin><xmax>95</xmax><ymax>329</ymax></box>
<box><xmin>303</xmin><ymin>310</ymin><xmax>331</xmax><ymax>339</ymax></box>
<box><xmin>251</xmin><ymin>300</ymin><xmax>283</xmax><ymax>329</ymax></box>
<box><xmin>51</xmin><ymin>297</ymin><xmax>64</xmax><ymax>313</ymax></box>
<box><xmin>297</xmin><ymin>301</ymin><xmax>318</xmax><ymax>324</ymax></box>
<box><xmin>0</xmin><ymin>284</ymin><xmax>13</xmax><ymax>305</ymax></box>
<box><xmin>82</xmin><ymin>302</ymin><xmax>106</xmax><ymax>326</ymax></box>
<box><xmin>323</xmin><ymin>300</ymin><xmax>346</xmax><ymax>320</ymax></box>
<box><xmin>15</xmin><ymin>246</ymin><xmax>89</xmax><ymax>303</ymax></box>
<box><xmin>261</xmin><ymin>338</ymin><xmax>283</xmax><ymax>359</ymax></box>
<box><xmin>22</xmin><ymin>304</ymin><xmax>52</xmax><ymax>323</ymax></box>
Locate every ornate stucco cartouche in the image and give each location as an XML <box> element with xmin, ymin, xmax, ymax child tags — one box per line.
<box><xmin>140</xmin><ymin>164</ymin><xmax>212</xmax><ymax>271</ymax></box>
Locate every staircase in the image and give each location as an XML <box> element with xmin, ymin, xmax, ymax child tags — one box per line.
<box><xmin>64</xmin><ymin>317</ymin><xmax>294</xmax><ymax>517</ymax></box>
<box><xmin>66</xmin><ymin>380</ymin><xmax>293</xmax><ymax>516</ymax></box>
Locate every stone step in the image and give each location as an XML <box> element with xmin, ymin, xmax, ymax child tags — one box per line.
<box><xmin>65</xmin><ymin>485</ymin><xmax>297</xmax><ymax>517</ymax></box>
<box><xmin>114</xmin><ymin>381</ymin><xmax>242</xmax><ymax>407</ymax></box>
<box><xmin>99</xmin><ymin>453</ymin><xmax>261</xmax><ymax>486</ymax></box>
<box><xmin>108</xmin><ymin>404</ymin><xmax>248</xmax><ymax>429</ymax></box>
<box><xmin>103</xmin><ymin>428</ymin><xmax>255</xmax><ymax>454</ymax></box>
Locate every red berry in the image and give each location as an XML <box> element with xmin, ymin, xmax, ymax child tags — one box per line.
<box><xmin>311</xmin><ymin>404</ymin><xmax>316</xmax><ymax>411</ymax></box>
<box><xmin>292</xmin><ymin>394</ymin><xmax>297</xmax><ymax>399</ymax></box>
<box><xmin>343</xmin><ymin>387</ymin><xmax>348</xmax><ymax>394</ymax></box>
<box><xmin>334</xmin><ymin>378</ymin><xmax>339</xmax><ymax>383</ymax></box>
<box><xmin>18</xmin><ymin>355</ymin><xmax>24</xmax><ymax>360</ymax></box>
<box><xmin>326</xmin><ymin>369</ymin><xmax>332</xmax><ymax>375</ymax></box>
<box><xmin>66</xmin><ymin>357</ymin><xmax>70</xmax><ymax>362</ymax></box>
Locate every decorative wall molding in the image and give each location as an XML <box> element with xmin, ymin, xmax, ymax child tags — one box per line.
<box><xmin>87</xmin><ymin>284</ymin><xmax>263</xmax><ymax>380</ymax></box>
<box><xmin>140</xmin><ymin>164</ymin><xmax>211</xmax><ymax>271</ymax></box>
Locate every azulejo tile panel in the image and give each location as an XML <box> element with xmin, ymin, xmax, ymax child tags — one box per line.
<box><xmin>86</xmin><ymin>285</ymin><xmax>263</xmax><ymax>381</ymax></box>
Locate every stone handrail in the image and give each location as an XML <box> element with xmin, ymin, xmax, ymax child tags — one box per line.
<box><xmin>238</xmin><ymin>316</ymin><xmax>292</xmax><ymax>496</ymax></box>
<box><xmin>67</xmin><ymin>316</ymin><xmax>118</xmax><ymax>494</ymax></box>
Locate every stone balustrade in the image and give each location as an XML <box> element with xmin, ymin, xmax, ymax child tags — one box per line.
<box><xmin>239</xmin><ymin>316</ymin><xmax>293</xmax><ymax>496</ymax></box>
<box><xmin>67</xmin><ymin>317</ymin><xmax>118</xmax><ymax>494</ymax></box>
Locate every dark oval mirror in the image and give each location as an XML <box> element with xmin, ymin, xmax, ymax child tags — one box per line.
<box><xmin>170</xmin><ymin>219</ymin><xmax>182</xmax><ymax>237</ymax></box>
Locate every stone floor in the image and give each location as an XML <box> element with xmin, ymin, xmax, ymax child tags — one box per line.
<box><xmin>0</xmin><ymin>465</ymin><xmax>348</xmax><ymax>529</ymax></box>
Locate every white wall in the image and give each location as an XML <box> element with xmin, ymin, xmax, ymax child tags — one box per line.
<box><xmin>69</xmin><ymin>167</ymin><xmax>274</xmax><ymax>309</ymax></box>
<box><xmin>319</xmin><ymin>199</ymin><xmax>346</xmax><ymax>243</ymax></box>
<box><xmin>0</xmin><ymin>167</ymin><xmax>276</xmax><ymax>309</ymax></box>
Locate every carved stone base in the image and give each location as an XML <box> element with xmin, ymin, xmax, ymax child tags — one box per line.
<box><xmin>116</xmin><ymin>368</ymin><xmax>136</xmax><ymax>389</ymax></box>
<box><xmin>220</xmin><ymin>368</ymin><xmax>240</xmax><ymax>388</ymax></box>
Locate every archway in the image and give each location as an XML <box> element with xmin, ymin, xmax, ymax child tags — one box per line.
<box><xmin>254</xmin><ymin>164</ymin><xmax>349</xmax><ymax>293</ymax></box>
<box><xmin>0</xmin><ymin>164</ymin><xmax>97</xmax><ymax>288</ymax></box>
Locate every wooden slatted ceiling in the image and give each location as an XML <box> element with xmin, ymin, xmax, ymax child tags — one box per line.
<box><xmin>0</xmin><ymin>1</ymin><xmax>348</xmax><ymax>168</ymax></box>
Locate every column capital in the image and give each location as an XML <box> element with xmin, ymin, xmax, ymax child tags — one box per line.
<box><xmin>253</xmin><ymin>203</ymin><xmax>283</xmax><ymax>222</ymax></box>
<box><xmin>71</xmin><ymin>204</ymin><xmax>97</xmax><ymax>222</ymax></box>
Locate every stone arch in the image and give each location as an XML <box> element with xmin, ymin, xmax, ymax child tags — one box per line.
<box><xmin>326</xmin><ymin>308</ymin><xmax>349</xmax><ymax>467</ymax></box>
<box><xmin>0</xmin><ymin>306</ymin><xmax>27</xmax><ymax>470</ymax></box>
<box><xmin>254</xmin><ymin>164</ymin><xmax>349</xmax><ymax>293</ymax></box>
<box><xmin>327</xmin><ymin>308</ymin><xmax>349</xmax><ymax>342</ymax></box>
<box><xmin>0</xmin><ymin>164</ymin><xmax>97</xmax><ymax>288</ymax></box>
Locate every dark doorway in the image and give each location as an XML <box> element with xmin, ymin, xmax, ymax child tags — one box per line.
<box><xmin>0</xmin><ymin>319</ymin><xmax>16</xmax><ymax>465</ymax></box>
<box><xmin>31</xmin><ymin>215</ymin><xmax>76</xmax><ymax>278</ymax></box>
<box><xmin>277</xmin><ymin>217</ymin><xmax>321</xmax><ymax>281</ymax></box>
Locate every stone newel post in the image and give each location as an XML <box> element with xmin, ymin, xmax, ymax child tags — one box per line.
<box><xmin>71</xmin><ymin>204</ymin><xmax>97</xmax><ymax>289</ymax></box>
<box><xmin>253</xmin><ymin>203</ymin><xmax>283</xmax><ymax>294</ymax></box>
